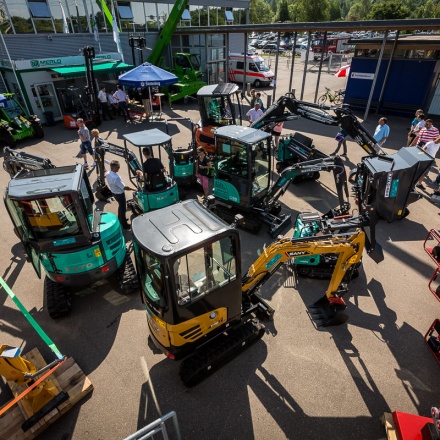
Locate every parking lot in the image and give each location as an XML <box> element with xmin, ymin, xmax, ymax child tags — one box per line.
<box><xmin>0</xmin><ymin>56</ymin><xmax>439</xmax><ymax>440</ymax></box>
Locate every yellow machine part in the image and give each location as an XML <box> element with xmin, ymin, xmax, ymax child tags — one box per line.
<box><xmin>0</xmin><ymin>344</ymin><xmax>60</xmax><ymax>416</ymax></box>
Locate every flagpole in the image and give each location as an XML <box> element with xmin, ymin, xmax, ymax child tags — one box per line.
<box><xmin>59</xmin><ymin>0</ymin><xmax>69</xmax><ymax>33</ymax></box>
<box><xmin>111</xmin><ymin>0</ymin><xmax>124</xmax><ymax>62</ymax></box>
<box><xmin>90</xmin><ymin>0</ymin><xmax>101</xmax><ymax>52</ymax></box>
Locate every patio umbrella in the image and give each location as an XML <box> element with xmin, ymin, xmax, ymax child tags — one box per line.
<box><xmin>334</xmin><ymin>64</ymin><xmax>350</xmax><ymax>78</ymax></box>
<box><xmin>118</xmin><ymin>63</ymin><xmax>178</xmax><ymax>117</ymax></box>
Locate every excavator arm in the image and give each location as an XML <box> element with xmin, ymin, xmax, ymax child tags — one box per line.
<box><xmin>251</xmin><ymin>93</ymin><xmax>385</xmax><ymax>157</ymax></box>
<box><xmin>3</xmin><ymin>147</ymin><xmax>55</xmax><ymax>177</ymax></box>
<box><xmin>94</xmin><ymin>142</ymin><xmax>142</xmax><ymax>200</ymax></box>
<box><xmin>260</xmin><ymin>155</ymin><xmax>350</xmax><ymax>215</ymax></box>
<box><xmin>242</xmin><ymin>229</ymin><xmax>371</xmax><ymax>326</ymax></box>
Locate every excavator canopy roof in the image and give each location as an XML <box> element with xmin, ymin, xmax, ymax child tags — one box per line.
<box><xmin>215</xmin><ymin>125</ymin><xmax>271</xmax><ymax>145</ymax></box>
<box><xmin>123</xmin><ymin>128</ymin><xmax>171</xmax><ymax>147</ymax></box>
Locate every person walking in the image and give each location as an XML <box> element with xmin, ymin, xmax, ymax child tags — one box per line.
<box><xmin>333</xmin><ymin>129</ymin><xmax>348</xmax><ymax>157</ymax></box>
<box><xmin>113</xmin><ymin>84</ymin><xmax>132</xmax><ymax>122</ymax></box>
<box><xmin>411</xmin><ymin>119</ymin><xmax>439</xmax><ymax>147</ymax></box>
<box><xmin>250</xmin><ymin>89</ymin><xmax>256</xmax><ymax>108</ymax></box>
<box><xmin>106</xmin><ymin>160</ymin><xmax>137</xmax><ymax>230</ymax></box>
<box><xmin>373</xmin><ymin>117</ymin><xmax>390</xmax><ymax>147</ymax></box>
<box><xmin>91</xmin><ymin>128</ymin><xmax>104</xmax><ymax>148</ymax></box>
<box><xmin>246</xmin><ymin>102</ymin><xmax>264</xmax><ymax>125</ymax></box>
<box><xmin>97</xmin><ymin>86</ymin><xmax>114</xmax><ymax>121</ymax></box>
<box><xmin>415</xmin><ymin>136</ymin><xmax>440</xmax><ymax>190</ymax></box>
<box><xmin>77</xmin><ymin>118</ymin><xmax>95</xmax><ymax>168</ymax></box>
<box><xmin>196</xmin><ymin>147</ymin><xmax>213</xmax><ymax>199</ymax></box>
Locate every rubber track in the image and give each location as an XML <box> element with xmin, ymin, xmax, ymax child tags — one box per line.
<box><xmin>44</xmin><ymin>276</ymin><xmax>72</xmax><ymax>319</ymax></box>
<box><xmin>118</xmin><ymin>251</ymin><xmax>138</xmax><ymax>294</ymax></box>
<box><xmin>179</xmin><ymin>319</ymin><xmax>265</xmax><ymax>387</ymax></box>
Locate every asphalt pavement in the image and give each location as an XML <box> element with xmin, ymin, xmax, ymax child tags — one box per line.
<box><xmin>0</xmin><ymin>56</ymin><xmax>439</xmax><ymax>440</ymax></box>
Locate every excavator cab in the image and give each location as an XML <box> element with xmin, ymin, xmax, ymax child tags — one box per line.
<box><xmin>132</xmin><ymin>200</ymin><xmax>243</xmax><ymax>365</ymax></box>
<box><xmin>214</xmin><ymin>125</ymin><xmax>271</xmax><ymax>208</ymax></box>
<box><xmin>123</xmin><ymin>128</ymin><xmax>179</xmax><ymax>214</ymax></box>
<box><xmin>195</xmin><ymin>84</ymin><xmax>243</xmax><ymax>154</ymax></box>
<box><xmin>3</xmin><ymin>164</ymin><xmax>136</xmax><ymax>318</ymax></box>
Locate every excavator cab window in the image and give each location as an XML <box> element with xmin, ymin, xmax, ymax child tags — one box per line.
<box><xmin>251</xmin><ymin>140</ymin><xmax>270</xmax><ymax>196</ymax></box>
<box><xmin>9</xmin><ymin>194</ymin><xmax>81</xmax><ymax>240</ymax></box>
<box><xmin>138</xmin><ymin>249</ymin><xmax>167</xmax><ymax>309</ymax></box>
<box><xmin>173</xmin><ymin>236</ymin><xmax>237</xmax><ymax>306</ymax></box>
<box><xmin>189</xmin><ymin>54</ymin><xmax>201</xmax><ymax>70</ymax></box>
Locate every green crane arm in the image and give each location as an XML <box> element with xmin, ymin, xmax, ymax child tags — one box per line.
<box><xmin>147</xmin><ymin>0</ymin><xmax>189</xmax><ymax>67</ymax></box>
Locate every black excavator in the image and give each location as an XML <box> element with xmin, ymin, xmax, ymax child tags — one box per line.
<box><xmin>209</xmin><ymin>125</ymin><xmax>351</xmax><ymax>236</ymax></box>
<box><xmin>131</xmin><ymin>198</ymin><xmax>383</xmax><ymax>387</ymax></box>
<box><xmin>245</xmin><ymin>93</ymin><xmax>434</xmax><ymax>223</ymax></box>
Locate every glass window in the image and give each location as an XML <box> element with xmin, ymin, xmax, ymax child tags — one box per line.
<box><xmin>28</xmin><ymin>0</ymin><xmax>52</xmax><ymax>18</ymax></box>
<box><xmin>117</xmin><ymin>3</ymin><xmax>133</xmax><ymax>19</ymax></box>
<box><xmin>251</xmin><ymin>139</ymin><xmax>270</xmax><ymax>196</ymax></box>
<box><xmin>237</xmin><ymin>61</ymin><xmax>244</xmax><ymax>70</ymax></box>
<box><xmin>15</xmin><ymin>194</ymin><xmax>81</xmax><ymax>240</ymax></box>
<box><xmin>80</xmin><ymin>179</ymin><xmax>93</xmax><ymax>228</ymax></box>
<box><xmin>217</xmin><ymin>137</ymin><xmax>248</xmax><ymax>177</ymax></box>
<box><xmin>140</xmin><ymin>250</ymin><xmax>166</xmax><ymax>308</ymax></box>
<box><xmin>254</xmin><ymin>60</ymin><xmax>270</xmax><ymax>72</ymax></box>
<box><xmin>174</xmin><ymin>236</ymin><xmax>236</xmax><ymax>306</ymax></box>
<box><xmin>5</xmin><ymin>195</ymin><xmax>34</xmax><ymax>241</ymax></box>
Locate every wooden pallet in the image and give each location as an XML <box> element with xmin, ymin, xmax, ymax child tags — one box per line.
<box><xmin>381</xmin><ymin>412</ymin><xmax>398</xmax><ymax>440</ymax></box>
<box><xmin>0</xmin><ymin>348</ymin><xmax>93</xmax><ymax>440</ymax></box>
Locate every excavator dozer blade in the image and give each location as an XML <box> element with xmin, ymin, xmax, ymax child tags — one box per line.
<box><xmin>308</xmin><ymin>295</ymin><xmax>349</xmax><ymax>327</ymax></box>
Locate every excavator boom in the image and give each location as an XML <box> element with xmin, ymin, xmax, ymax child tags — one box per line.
<box><xmin>251</xmin><ymin>93</ymin><xmax>385</xmax><ymax>157</ymax></box>
<box><xmin>3</xmin><ymin>147</ymin><xmax>55</xmax><ymax>177</ymax></box>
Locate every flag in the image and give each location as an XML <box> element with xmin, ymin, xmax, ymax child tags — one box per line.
<box><xmin>90</xmin><ymin>0</ymin><xmax>99</xmax><ymax>42</ymax></box>
<box><xmin>59</xmin><ymin>0</ymin><xmax>69</xmax><ymax>33</ymax></box>
<box><xmin>111</xmin><ymin>0</ymin><xmax>124</xmax><ymax>62</ymax></box>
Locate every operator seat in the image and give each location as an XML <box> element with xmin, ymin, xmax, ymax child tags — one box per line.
<box><xmin>146</xmin><ymin>172</ymin><xmax>167</xmax><ymax>191</ymax></box>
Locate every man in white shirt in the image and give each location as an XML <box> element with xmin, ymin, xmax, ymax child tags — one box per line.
<box><xmin>415</xmin><ymin>136</ymin><xmax>440</xmax><ymax>190</ymax></box>
<box><xmin>113</xmin><ymin>85</ymin><xmax>132</xmax><ymax>122</ymax></box>
<box><xmin>97</xmin><ymin>86</ymin><xmax>114</xmax><ymax>121</ymax></box>
<box><xmin>106</xmin><ymin>160</ymin><xmax>137</xmax><ymax>230</ymax></box>
<box><xmin>246</xmin><ymin>103</ymin><xmax>264</xmax><ymax>125</ymax></box>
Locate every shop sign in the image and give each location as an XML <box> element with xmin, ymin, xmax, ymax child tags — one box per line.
<box><xmin>350</xmin><ymin>72</ymin><xmax>375</xmax><ymax>80</ymax></box>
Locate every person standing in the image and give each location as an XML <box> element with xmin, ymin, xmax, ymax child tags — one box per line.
<box><xmin>140</xmin><ymin>87</ymin><xmax>151</xmax><ymax>120</ymax></box>
<box><xmin>106</xmin><ymin>160</ymin><xmax>136</xmax><ymax>230</ymax></box>
<box><xmin>415</xmin><ymin>136</ymin><xmax>440</xmax><ymax>189</ymax></box>
<box><xmin>407</xmin><ymin>113</ymin><xmax>425</xmax><ymax>146</ymax></box>
<box><xmin>246</xmin><ymin>102</ymin><xmax>264</xmax><ymax>125</ymax></box>
<box><xmin>255</xmin><ymin>92</ymin><xmax>265</xmax><ymax>111</ymax></box>
<box><xmin>108</xmin><ymin>90</ymin><xmax>118</xmax><ymax>116</ymax></box>
<box><xmin>272</xmin><ymin>122</ymin><xmax>284</xmax><ymax>151</ymax></box>
<box><xmin>196</xmin><ymin>147</ymin><xmax>212</xmax><ymax>199</ymax></box>
<box><xmin>411</xmin><ymin>119</ymin><xmax>439</xmax><ymax>147</ymax></box>
<box><xmin>91</xmin><ymin>128</ymin><xmax>104</xmax><ymax>148</ymax></box>
<box><xmin>113</xmin><ymin>84</ymin><xmax>132</xmax><ymax>122</ymax></box>
<box><xmin>250</xmin><ymin>89</ymin><xmax>256</xmax><ymax>108</ymax></box>
<box><xmin>97</xmin><ymin>86</ymin><xmax>114</xmax><ymax>121</ymax></box>
<box><xmin>333</xmin><ymin>129</ymin><xmax>348</xmax><ymax>156</ymax></box>
<box><xmin>373</xmin><ymin>117</ymin><xmax>390</xmax><ymax>147</ymax></box>
<box><xmin>77</xmin><ymin>118</ymin><xmax>95</xmax><ymax>168</ymax></box>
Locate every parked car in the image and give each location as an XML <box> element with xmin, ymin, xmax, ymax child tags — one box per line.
<box><xmin>263</xmin><ymin>44</ymin><xmax>285</xmax><ymax>54</ymax></box>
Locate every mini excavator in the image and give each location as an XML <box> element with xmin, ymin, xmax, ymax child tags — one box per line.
<box><xmin>2</xmin><ymin>148</ymin><xmax>137</xmax><ymax>319</ymax></box>
<box><xmin>131</xmin><ymin>199</ymin><xmax>383</xmax><ymax>387</ymax></box>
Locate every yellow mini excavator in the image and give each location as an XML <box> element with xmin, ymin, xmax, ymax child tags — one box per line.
<box><xmin>131</xmin><ymin>200</ymin><xmax>383</xmax><ymax>386</ymax></box>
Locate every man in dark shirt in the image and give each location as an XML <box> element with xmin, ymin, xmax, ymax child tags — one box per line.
<box><xmin>136</xmin><ymin>147</ymin><xmax>165</xmax><ymax>179</ymax></box>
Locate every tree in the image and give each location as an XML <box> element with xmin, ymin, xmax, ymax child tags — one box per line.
<box><xmin>329</xmin><ymin>0</ymin><xmax>342</xmax><ymax>21</ymax></box>
<box><xmin>368</xmin><ymin>1</ymin><xmax>411</xmax><ymax>20</ymax></box>
<box><xmin>295</xmin><ymin>0</ymin><xmax>330</xmax><ymax>22</ymax></box>
<box><xmin>249</xmin><ymin>0</ymin><xmax>274</xmax><ymax>24</ymax></box>
<box><xmin>277</xmin><ymin>0</ymin><xmax>290</xmax><ymax>22</ymax></box>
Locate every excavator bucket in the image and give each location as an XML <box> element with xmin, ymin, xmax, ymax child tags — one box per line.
<box><xmin>308</xmin><ymin>295</ymin><xmax>349</xmax><ymax>327</ymax></box>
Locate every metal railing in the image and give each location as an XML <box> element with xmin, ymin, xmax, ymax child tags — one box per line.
<box><xmin>123</xmin><ymin>411</ymin><xmax>181</xmax><ymax>440</ymax></box>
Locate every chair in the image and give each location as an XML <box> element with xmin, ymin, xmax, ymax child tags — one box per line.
<box><xmin>146</xmin><ymin>172</ymin><xmax>167</xmax><ymax>191</ymax></box>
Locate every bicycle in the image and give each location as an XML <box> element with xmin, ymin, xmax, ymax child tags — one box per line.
<box><xmin>318</xmin><ymin>88</ymin><xmax>345</xmax><ymax>106</ymax></box>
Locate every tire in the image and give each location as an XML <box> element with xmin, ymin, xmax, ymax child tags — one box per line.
<box><xmin>333</xmin><ymin>94</ymin><xmax>342</xmax><ymax>106</ymax></box>
<box><xmin>254</xmin><ymin>79</ymin><xmax>261</xmax><ymax>88</ymax></box>
<box><xmin>317</xmin><ymin>94</ymin><xmax>327</xmax><ymax>105</ymax></box>
<box><xmin>32</xmin><ymin>122</ymin><xmax>44</xmax><ymax>139</ymax></box>
<box><xmin>44</xmin><ymin>276</ymin><xmax>72</xmax><ymax>319</ymax></box>
<box><xmin>2</xmin><ymin>129</ymin><xmax>16</xmax><ymax>148</ymax></box>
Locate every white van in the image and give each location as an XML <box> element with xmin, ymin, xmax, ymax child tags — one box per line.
<box><xmin>228</xmin><ymin>53</ymin><xmax>274</xmax><ymax>87</ymax></box>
